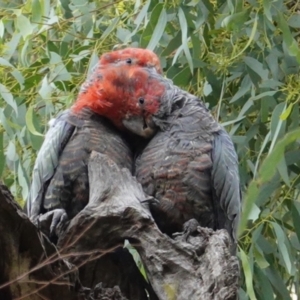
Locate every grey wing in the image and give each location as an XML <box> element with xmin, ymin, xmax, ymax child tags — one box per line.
<box><xmin>211</xmin><ymin>128</ymin><xmax>241</xmax><ymax>245</ymax></box>
<box><xmin>26</xmin><ymin>109</ymin><xmax>75</xmax><ymax>221</ymax></box>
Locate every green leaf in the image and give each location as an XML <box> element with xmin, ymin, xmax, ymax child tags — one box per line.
<box><xmin>280</xmin><ymin>102</ymin><xmax>293</xmax><ymax>120</ymax></box>
<box><xmin>271</xmin><ymin>222</ymin><xmax>292</xmax><ymax>274</ymax></box>
<box><xmin>230</xmin><ymin>15</ymin><xmax>258</xmax><ymax>61</ymax></box>
<box><xmin>263</xmin><ymin>0</ymin><xmax>272</xmax><ymax>21</ymax></box>
<box><xmin>16</xmin><ymin>15</ymin><xmax>34</xmax><ymax>39</ymax></box>
<box><xmin>49</xmin><ymin>52</ymin><xmax>71</xmax><ymax>81</ymax></box>
<box><xmin>239</xmin><ymin>128</ymin><xmax>300</xmax><ymax>235</ymax></box>
<box><xmin>32</xmin><ymin>0</ymin><xmax>42</xmax><ymax>23</ymax></box>
<box><xmin>254</xmin><ymin>267</ymin><xmax>274</xmax><ymax>299</ymax></box>
<box><xmin>288</xmin><ymin>15</ymin><xmax>300</xmax><ymax>29</ymax></box>
<box><xmin>0</xmin><ymin>84</ymin><xmax>18</xmax><ymax>114</ymax></box>
<box><xmin>253</xmin><ymin>130</ymin><xmax>270</xmax><ymax>176</ymax></box>
<box><xmin>6</xmin><ymin>141</ymin><xmax>17</xmax><ymax>161</ymax></box>
<box><xmin>178</xmin><ymin>8</ymin><xmax>193</xmax><ymax>73</ymax></box>
<box><xmin>87</xmin><ymin>51</ymin><xmax>99</xmax><ymax>75</ymax></box>
<box><xmin>238</xmin><ymin>99</ymin><xmax>253</xmax><ymax>118</ymax></box>
<box><xmin>261</xmin><ymin>129</ymin><xmax>300</xmax><ymax>181</ymax></box>
<box><xmin>255</xmin><ymin>174</ymin><xmax>280</xmax><ymax>207</ymax></box>
<box><xmin>230</xmin><ymin>76</ymin><xmax>251</xmax><ymax>103</ymax></box>
<box><xmin>141</xmin><ymin>3</ymin><xmax>163</xmax><ymax>48</ymax></box>
<box><xmin>276</xmin><ymin>157</ymin><xmax>290</xmax><ymax>186</ymax></box>
<box><xmin>0</xmin><ymin>57</ymin><xmax>14</xmax><ymax>68</ymax></box>
<box><xmin>244</xmin><ymin>57</ymin><xmax>269</xmax><ymax>80</ymax></box>
<box><xmin>240</xmin><ymin>248</ymin><xmax>257</xmax><ymax>300</ymax></box>
<box><xmin>30</xmin><ymin>131</ymin><xmax>43</xmax><ymax>151</ymax></box>
<box><xmin>253</xmin><ymin>246</ymin><xmax>269</xmax><ymax>269</ymax></box>
<box><xmin>221</xmin><ymin>115</ymin><xmax>245</xmax><ymax>127</ymax></box>
<box><xmin>18</xmin><ymin>161</ymin><xmax>29</xmax><ymax>200</ymax></box>
<box><xmin>38</xmin><ymin>75</ymin><xmax>53</xmax><ymax>99</ymax></box>
<box><xmin>266</xmin><ymin>267</ymin><xmax>292</xmax><ymax>299</ymax></box>
<box><xmin>269</xmin><ymin>102</ymin><xmax>286</xmax><ymax>153</ymax></box>
<box><xmin>60</xmin><ymin>0</ymin><xmax>73</xmax><ymax>19</ymax></box>
<box><xmin>291</xmin><ymin>201</ymin><xmax>300</xmax><ymax>242</ymax></box>
<box><xmin>249</xmin><ymin>91</ymin><xmax>277</xmax><ymax>101</ymax></box>
<box><xmin>147</xmin><ymin>8</ymin><xmax>167</xmax><ymax>51</ymax></box>
<box><xmin>25</xmin><ymin>106</ymin><xmax>43</xmax><ymax>137</ymax></box>
<box><xmin>161</xmin><ymin>31</ymin><xmax>182</xmax><ymax>56</ymax></box>
<box><xmin>134</xmin><ymin>0</ymin><xmax>151</xmax><ymax>27</ymax></box>
<box><xmin>203</xmin><ymin>81</ymin><xmax>212</xmax><ymax>96</ymax></box>
<box><xmin>221</xmin><ymin>10</ymin><xmax>249</xmax><ymax>31</ymax></box>
<box><xmin>248</xmin><ymin>204</ymin><xmax>260</xmax><ymax>221</ymax></box>
<box><xmin>101</xmin><ymin>17</ymin><xmax>120</xmax><ymax>41</ymax></box>
<box><xmin>277</xmin><ymin>12</ymin><xmax>300</xmax><ymax>62</ymax></box>
<box><xmin>3</xmin><ymin>33</ymin><xmax>21</xmax><ymax>60</ymax></box>
<box><xmin>172</xmin><ymin>66</ymin><xmax>192</xmax><ymax>86</ymax></box>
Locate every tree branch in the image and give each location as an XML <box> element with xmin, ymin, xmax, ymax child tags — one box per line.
<box><xmin>58</xmin><ymin>151</ymin><xmax>240</xmax><ymax>300</ymax></box>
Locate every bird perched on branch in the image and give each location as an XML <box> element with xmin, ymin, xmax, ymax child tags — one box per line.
<box><xmin>94</xmin><ymin>65</ymin><xmax>241</xmax><ymax>253</ymax></box>
<box><xmin>26</xmin><ymin>48</ymin><xmax>163</xmax><ymax>238</ymax></box>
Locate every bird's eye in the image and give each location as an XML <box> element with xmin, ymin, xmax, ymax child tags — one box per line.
<box><xmin>126</xmin><ymin>58</ymin><xmax>132</xmax><ymax>64</ymax></box>
<box><xmin>139</xmin><ymin>97</ymin><xmax>145</xmax><ymax>105</ymax></box>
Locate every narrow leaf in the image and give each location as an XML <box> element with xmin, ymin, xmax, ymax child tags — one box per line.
<box><xmin>280</xmin><ymin>103</ymin><xmax>293</xmax><ymax>120</ymax></box>
<box><xmin>272</xmin><ymin>222</ymin><xmax>292</xmax><ymax>274</ymax></box>
<box><xmin>0</xmin><ymin>84</ymin><xmax>18</xmax><ymax>114</ymax></box>
<box><xmin>178</xmin><ymin>8</ymin><xmax>193</xmax><ymax>73</ymax></box>
<box><xmin>18</xmin><ymin>161</ymin><xmax>29</xmax><ymax>200</ymax></box>
<box><xmin>147</xmin><ymin>8</ymin><xmax>167</xmax><ymax>51</ymax></box>
<box><xmin>244</xmin><ymin>56</ymin><xmax>269</xmax><ymax>80</ymax></box>
<box><xmin>231</xmin><ymin>15</ymin><xmax>258</xmax><ymax>61</ymax></box>
<box><xmin>277</xmin><ymin>11</ymin><xmax>300</xmax><ymax>62</ymax></box>
<box><xmin>16</xmin><ymin>15</ymin><xmax>34</xmax><ymax>39</ymax></box>
<box><xmin>25</xmin><ymin>106</ymin><xmax>43</xmax><ymax>137</ymax></box>
<box><xmin>32</xmin><ymin>0</ymin><xmax>42</xmax><ymax>23</ymax></box>
<box><xmin>141</xmin><ymin>3</ymin><xmax>163</xmax><ymax>48</ymax></box>
<box><xmin>101</xmin><ymin>17</ymin><xmax>120</xmax><ymax>41</ymax></box>
<box><xmin>240</xmin><ymin>248</ymin><xmax>257</xmax><ymax>300</ymax></box>
<box><xmin>291</xmin><ymin>202</ymin><xmax>300</xmax><ymax>243</ymax></box>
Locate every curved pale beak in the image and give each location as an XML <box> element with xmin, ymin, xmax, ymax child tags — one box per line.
<box><xmin>122</xmin><ymin>115</ymin><xmax>157</xmax><ymax>138</ymax></box>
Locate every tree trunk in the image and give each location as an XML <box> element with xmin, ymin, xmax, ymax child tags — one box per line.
<box><xmin>0</xmin><ymin>151</ymin><xmax>240</xmax><ymax>300</ymax></box>
<box><xmin>58</xmin><ymin>152</ymin><xmax>240</xmax><ymax>299</ymax></box>
<box><xmin>0</xmin><ymin>183</ymin><xmax>84</xmax><ymax>300</ymax></box>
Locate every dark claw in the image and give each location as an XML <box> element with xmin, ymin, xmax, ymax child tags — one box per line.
<box><xmin>35</xmin><ymin>209</ymin><xmax>68</xmax><ymax>243</ymax></box>
<box><xmin>173</xmin><ymin>218</ymin><xmax>200</xmax><ymax>242</ymax></box>
<box><xmin>50</xmin><ymin>209</ymin><xmax>68</xmax><ymax>239</ymax></box>
<box><xmin>140</xmin><ymin>196</ymin><xmax>159</xmax><ymax>205</ymax></box>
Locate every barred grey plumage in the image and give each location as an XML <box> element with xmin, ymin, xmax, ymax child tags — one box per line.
<box><xmin>27</xmin><ymin>108</ymin><xmax>132</xmax><ymax>224</ymax></box>
<box><xmin>133</xmin><ymin>72</ymin><xmax>241</xmax><ymax>252</ymax></box>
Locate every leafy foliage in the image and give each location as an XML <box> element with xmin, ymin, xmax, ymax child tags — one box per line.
<box><xmin>0</xmin><ymin>0</ymin><xmax>299</xmax><ymax>298</ymax></box>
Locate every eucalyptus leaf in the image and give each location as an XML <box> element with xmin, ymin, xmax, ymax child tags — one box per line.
<box><xmin>0</xmin><ymin>84</ymin><xmax>18</xmax><ymax>114</ymax></box>
<box><xmin>25</xmin><ymin>106</ymin><xmax>44</xmax><ymax>137</ymax></box>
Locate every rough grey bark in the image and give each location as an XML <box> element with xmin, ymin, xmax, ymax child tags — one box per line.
<box><xmin>0</xmin><ymin>151</ymin><xmax>239</xmax><ymax>300</ymax></box>
<box><xmin>0</xmin><ymin>183</ymin><xmax>83</xmax><ymax>300</ymax></box>
<box><xmin>0</xmin><ymin>183</ymin><xmax>132</xmax><ymax>300</ymax></box>
<box><xmin>58</xmin><ymin>151</ymin><xmax>240</xmax><ymax>300</ymax></box>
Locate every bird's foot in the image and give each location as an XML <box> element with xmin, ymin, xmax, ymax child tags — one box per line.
<box><xmin>172</xmin><ymin>218</ymin><xmax>200</xmax><ymax>242</ymax></box>
<box><xmin>37</xmin><ymin>208</ymin><xmax>69</xmax><ymax>243</ymax></box>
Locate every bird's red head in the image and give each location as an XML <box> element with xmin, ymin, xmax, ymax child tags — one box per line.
<box><xmin>72</xmin><ymin>64</ymin><xmax>165</xmax><ymax>135</ymax></box>
<box><xmin>100</xmin><ymin>48</ymin><xmax>162</xmax><ymax>74</ymax></box>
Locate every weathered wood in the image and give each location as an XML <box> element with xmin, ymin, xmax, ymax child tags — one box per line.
<box><xmin>0</xmin><ymin>183</ymin><xmax>84</xmax><ymax>300</ymax></box>
<box><xmin>56</xmin><ymin>151</ymin><xmax>156</xmax><ymax>300</ymax></box>
<box><xmin>58</xmin><ymin>151</ymin><xmax>240</xmax><ymax>300</ymax></box>
<box><xmin>0</xmin><ymin>150</ymin><xmax>239</xmax><ymax>299</ymax></box>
